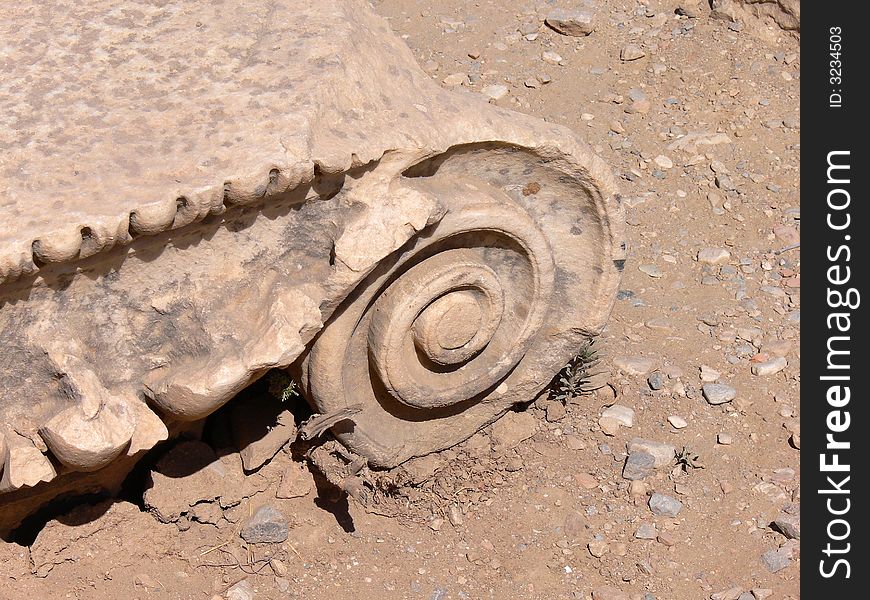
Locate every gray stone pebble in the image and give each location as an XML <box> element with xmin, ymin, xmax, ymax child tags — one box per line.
<box><xmin>240</xmin><ymin>505</ymin><xmax>289</xmax><ymax>544</ymax></box>
<box><xmin>623</xmin><ymin>451</ymin><xmax>656</xmax><ymax>480</ymax></box>
<box><xmin>648</xmin><ymin>492</ymin><xmax>682</xmax><ymax>517</ymax></box>
<box><xmin>702</xmin><ymin>383</ymin><xmax>736</xmax><ymax>405</ymax></box>
<box><xmin>760</xmin><ymin>547</ymin><xmax>791</xmax><ymax>572</ymax></box>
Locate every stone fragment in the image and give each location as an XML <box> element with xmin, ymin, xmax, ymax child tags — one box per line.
<box><xmin>271</xmin><ymin>558</ymin><xmax>288</xmax><ymax>576</ymax></box>
<box><xmin>620</xmin><ymin>45</ymin><xmax>646</xmax><ymax>61</ymax></box>
<box><xmin>614</xmin><ymin>356</ymin><xmax>655</xmax><ymax>375</ymax></box>
<box><xmin>654</xmin><ymin>155</ymin><xmax>673</xmax><ymax>169</ymax></box>
<box><xmin>601</xmin><ymin>405</ymin><xmax>635</xmax><ymax>427</ymax></box>
<box><xmin>240</xmin><ymin>505</ymin><xmax>289</xmax><ymax>544</ymax></box>
<box><xmin>491</xmin><ymin>411</ymin><xmax>537</xmax><ymax>450</ymax></box>
<box><xmin>676</xmin><ymin>2</ymin><xmax>705</xmax><ymax>17</ymax></box>
<box><xmin>699</xmin><ymin>365</ymin><xmax>720</xmax><ymax>382</ymax></box>
<box><xmin>232</xmin><ymin>395</ymin><xmax>298</xmax><ymax>472</ymax></box>
<box><xmin>625</xmin><ymin>99</ymin><xmax>651</xmax><ymax>114</ymax></box>
<box><xmin>648</xmin><ymin>492</ymin><xmax>682</xmax><ymax>517</ymax></box>
<box><xmin>593</xmin><ymin>586</ymin><xmax>628</xmax><ymax>600</ymax></box>
<box><xmin>0</xmin><ymin>432</ymin><xmax>56</xmax><ymax>490</ymax></box>
<box><xmin>773</xmin><ymin>225</ymin><xmax>800</xmax><ymax>246</ymax></box>
<box><xmin>702</xmin><ymin>383</ymin><xmax>736</xmax><ymax>405</ymax></box>
<box><xmin>668</xmin><ymin>131</ymin><xmax>732</xmax><ymax>153</ymax></box>
<box><xmin>711</xmin><ymin>588</ymin><xmax>743</xmax><ymax>600</ymax></box>
<box><xmin>697</xmin><ymin>248</ymin><xmax>731</xmax><ymax>264</ymax></box>
<box><xmin>645</xmin><ymin>318</ymin><xmax>673</xmax><ymax>332</ymax></box>
<box><xmin>545</xmin><ymin>401</ymin><xmax>567</xmax><ymax>422</ymax></box>
<box><xmin>657</xmin><ymin>531</ymin><xmax>677</xmax><ymax>546</ymax></box>
<box><xmin>191</xmin><ymin>501</ymin><xmax>223</xmax><ymax>525</ymax></box>
<box><xmin>588</xmin><ymin>539</ymin><xmax>609</xmax><ymax>557</ymax></box>
<box><xmin>773</xmin><ymin>511</ymin><xmax>800</xmax><ymax>539</ymax></box>
<box><xmin>575</xmin><ymin>473</ymin><xmax>598</xmax><ymax>489</ymax></box>
<box><xmin>628</xmin><ymin>438</ymin><xmax>676</xmax><ymax>467</ymax></box>
<box><xmin>599</xmin><ymin>417</ymin><xmax>621</xmax><ymax>436</ymax></box>
<box><xmin>227</xmin><ymin>579</ymin><xmax>256</xmax><ymax>600</ymax></box>
<box><xmin>761</xmin><ymin>547</ymin><xmax>791</xmax><ymax>572</ymax></box>
<box><xmin>667</xmin><ymin>416</ymin><xmax>687</xmax><ymax>429</ymax></box>
<box><xmin>751</xmin><ymin>357</ymin><xmax>787</xmax><ymax>376</ymax></box>
<box><xmin>144</xmin><ymin>441</ymin><xmax>225</xmax><ymax>523</ymax></box>
<box><xmin>545</xmin><ymin>9</ymin><xmax>595</xmax><ymax>37</ymax></box>
<box><xmin>647</xmin><ymin>372</ymin><xmax>664</xmax><ymax>390</ymax></box>
<box><xmin>481</xmin><ymin>84</ymin><xmax>509</xmax><ymax>101</ymax></box>
<box><xmin>638</xmin><ymin>263</ymin><xmax>663</xmax><ymax>278</ymax></box>
<box><xmin>0</xmin><ymin>0</ymin><xmax>632</xmax><ymax>530</ymax></box>
<box><xmin>442</xmin><ymin>72</ymin><xmax>469</xmax><ymax>86</ymax></box>
<box><xmin>564</xmin><ymin>511</ymin><xmax>587</xmax><ymax>539</ymax></box>
<box><xmin>542</xmin><ymin>51</ymin><xmax>563</xmax><ymax>65</ymax></box>
<box><xmin>635</xmin><ymin>523</ymin><xmax>657</xmax><ymax>539</ymax></box>
<box><xmin>276</xmin><ymin>461</ymin><xmax>312</xmax><ymax>499</ymax></box>
<box><xmin>623</xmin><ymin>452</ymin><xmax>656</xmax><ymax>480</ymax></box>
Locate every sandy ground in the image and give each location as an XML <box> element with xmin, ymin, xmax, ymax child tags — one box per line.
<box><xmin>0</xmin><ymin>1</ymin><xmax>799</xmax><ymax>599</ymax></box>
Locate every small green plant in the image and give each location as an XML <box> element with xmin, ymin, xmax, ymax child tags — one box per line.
<box><xmin>266</xmin><ymin>370</ymin><xmax>299</xmax><ymax>403</ymax></box>
<box><xmin>674</xmin><ymin>446</ymin><xmax>704</xmax><ymax>473</ymax></box>
<box><xmin>550</xmin><ymin>338</ymin><xmax>604</xmax><ymax>404</ymax></box>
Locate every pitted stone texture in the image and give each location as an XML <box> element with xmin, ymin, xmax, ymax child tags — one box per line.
<box><xmin>240</xmin><ymin>505</ymin><xmax>290</xmax><ymax>544</ymax></box>
<box><xmin>0</xmin><ymin>0</ymin><xmax>620</xmax><ymax>284</ymax></box>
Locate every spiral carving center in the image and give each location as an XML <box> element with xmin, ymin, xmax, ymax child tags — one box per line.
<box><xmin>414</xmin><ymin>292</ymin><xmax>482</xmax><ymax>353</ymax></box>
<box><xmin>359</xmin><ymin>200</ymin><xmax>556</xmax><ymax>412</ymax></box>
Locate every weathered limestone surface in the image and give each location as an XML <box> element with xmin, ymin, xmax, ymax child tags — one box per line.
<box><xmin>712</xmin><ymin>0</ymin><xmax>800</xmax><ymax>33</ymax></box>
<box><xmin>0</xmin><ymin>0</ymin><xmax>624</xmax><ymax>529</ymax></box>
<box><xmin>742</xmin><ymin>0</ymin><xmax>800</xmax><ymax>32</ymax></box>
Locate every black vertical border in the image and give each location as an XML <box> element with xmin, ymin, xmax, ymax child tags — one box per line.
<box><xmin>803</xmin><ymin>2</ymin><xmax>868</xmax><ymax>596</ymax></box>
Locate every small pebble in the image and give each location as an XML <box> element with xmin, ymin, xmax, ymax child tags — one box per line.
<box><xmin>481</xmin><ymin>84</ymin><xmax>509</xmax><ymax>101</ymax></box>
<box><xmin>613</xmin><ymin>356</ymin><xmax>655</xmax><ymax>375</ymax></box>
<box><xmin>592</xmin><ymin>586</ymin><xmax>629</xmax><ymax>600</ymax></box>
<box><xmin>699</xmin><ymin>365</ymin><xmax>720</xmax><ymax>382</ymax></box>
<box><xmin>654</xmin><ymin>155</ymin><xmax>673</xmax><ymax>169</ymax></box>
<box><xmin>751</xmin><ymin>357</ymin><xmax>787</xmax><ymax>376</ymax></box>
<box><xmin>667</xmin><ymin>415</ymin><xmax>687</xmax><ymax>429</ymax></box>
<box><xmin>760</xmin><ymin>547</ymin><xmax>791</xmax><ymax>572</ymax></box>
<box><xmin>623</xmin><ymin>451</ymin><xmax>656</xmax><ymax>480</ymax></box>
<box><xmin>702</xmin><ymin>383</ymin><xmax>737</xmax><ymax>405</ymax></box>
<box><xmin>629</xmin><ymin>438</ymin><xmax>676</xmax><ymax>467</ymax></box>
<box><xmin>773</xmin><ymin>511</ymin><xmax>800</xmax><ymax>539</ymax></box>
<box><xmin>542</xmin><ymin>50</ymin><xmax>563</xmax><ymax>65</ymax></box>
<box><xmin>634</xmin><ymin>523</ymin><xmax>657</xmax><ymax>539</ymax></box>
<box><xmin>545</xmin><ymin>9</ymin><xmax>595</xmax><ymax>37</ymax></box>
<box><xmin>240</xmin><ymin>505</ymin><xmax>289</xmax><ymax>544</ymax></box>
<box><xmin>639</xmin><ymin>264</ymin><xmax>663</xmax><ymax>278</ymax></box>
<box><xmin>697</xmin><ymin>248</ymin><xmax>731</xmax><ymax>264</ymax></box>
<box><xmin>711</xmin><ymin>588</ymin><xmax>743</xmax><ymax>600</ymax></box>
<box><xmin>601</xmin><ymin>404</ymin><xmax>635</xmax><ymax>427</ymax></box>
<box><xmin>588</xmin><ymin>539</ymin><xmax>609</xmax><ymax>557</ymax></box>
<box><xmin>442</xmin><ymin>72</ymin><xmax>468</xmax><ymax>86</ymax></box>
<box><xmin>648</xmin><ymin>492</ymin><xmax>683</xmax><ymax>517</ymax></box>
<box><xmin>620</xmin><ymin>44</ymin><xmax>646</xmax><ymax>61</ymax></box>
